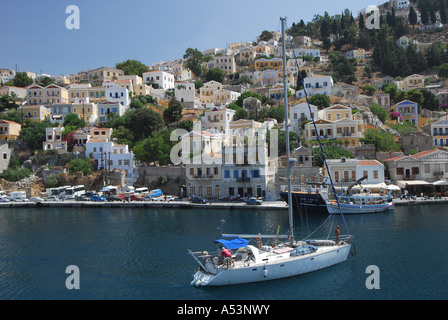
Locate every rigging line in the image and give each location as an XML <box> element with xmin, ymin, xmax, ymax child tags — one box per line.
<box><xmin>284</xmin><ymin>21</ymin><xmax>350</xmax><ymax>236</ymax></box>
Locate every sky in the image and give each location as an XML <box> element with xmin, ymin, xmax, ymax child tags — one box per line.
<box><xmin>0</xmin><ymin>0</ymin><xmax>383</xmax><ymax>76</ymax></box>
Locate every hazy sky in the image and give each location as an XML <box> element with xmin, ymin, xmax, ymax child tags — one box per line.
<box><xmin>0</xmin><ymin>0</ymin><xmax>383</xmax><ymax>76</ymax></box>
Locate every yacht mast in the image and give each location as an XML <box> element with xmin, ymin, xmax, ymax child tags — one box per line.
<box><xmin>281</xmin><ymin>17</ymin><xmax>294</xmax><ymax>244</ymax></box>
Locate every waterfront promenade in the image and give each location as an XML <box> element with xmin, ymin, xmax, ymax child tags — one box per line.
<box><xmin>1</xmin><ymin>197</ymin><xmax>447</xmax><ymax>209</ymax></box>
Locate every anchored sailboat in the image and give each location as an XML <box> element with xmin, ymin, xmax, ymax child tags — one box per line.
<box><xmin>188</xmin><ymin>17</ymin><xmax>354</xmax><ymax>287</ymax></box>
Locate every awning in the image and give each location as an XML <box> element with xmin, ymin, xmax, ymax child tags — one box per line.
<box><xmin>396</xmin><ymin>180</ymin><xmax>432</xmax><ymax>188</ymax></box>
<box><xmin>352</xmin><ymin>183</ymin><xmax>388</xmax><ymax>190</ymax></box>
<box><xmin>383</xmin><ymin>184</ymin><xmax>401</xmax><ymax>191</ymax></box>
<box><xmin>214</xmin><ymin>238</ymin><xmax>249</xmax><ymax>250</ymax></box>
<box><xmin>433</xmin><ymin>180</ymin><xmax>448</xmax><ymax>186</ymax></box>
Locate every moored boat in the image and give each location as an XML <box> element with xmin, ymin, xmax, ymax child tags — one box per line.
<box><xmin>326</xmin><ymin>193</ymin><xmax>394</xmax><ymax>214</ymax></box>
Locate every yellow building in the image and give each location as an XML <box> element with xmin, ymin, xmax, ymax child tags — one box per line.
<box><xmin>72</xmin><ymin>101</ymin><xmax>98</xmax><ymax>125</ymax></box>
<box><xmin>254</xmin><ymin>58</ymin><xmax>283</xmax><ymax>72</ymax></box>
<box><xmin>18</xmin><ymin>105</ymin><xmax>50</xmax><ymax>123</ymax></box>
<box><xmin>0</xmin><ymin>120</ymin><xmax>21</xmax><ymax>140</ymax></box>
<box><xmin>322</xmin><ymin>104</ymin><xmax>353</xmax><ymax>121</ymax></box>
<box><xmin>304</xmin><ymin>105</ymin><xmax>364</xmax><ymax>147</ymax></box>
<box><xmin>68</xmin><ymin>84</ymin><xmax>106</xmax><ymax>104</ymax></box>
<box><xmin>133</xmin><ymin>84</ymin><xmax>151</xmax><ymax>96</ymax></box>
<box><xmin>27</xmin><ymin>84</ymin><xmax>69</xmax><ymax>105</ymax></box>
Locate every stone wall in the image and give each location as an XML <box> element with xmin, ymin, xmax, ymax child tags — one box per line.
<box><xmin>136</xmin><ymin>164</ymin><xmax>186</xmax><ymax>195</ymax></box>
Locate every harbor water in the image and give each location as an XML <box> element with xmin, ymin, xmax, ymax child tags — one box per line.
<box><xmin>0</xmin><ymin>204</ymin><xmax>447</xmax><ymax>300</ymax></box>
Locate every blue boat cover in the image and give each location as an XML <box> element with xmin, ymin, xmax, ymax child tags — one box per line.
<box><xmin>214</xmin><ymin>238</ymin><xmax>249</xmax><ymax>249</ymax></box>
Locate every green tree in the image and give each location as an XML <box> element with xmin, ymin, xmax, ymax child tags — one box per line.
<box><xmin>128</xmin><ymin>108</ymin><xmax>164</xmax><ymax>141</ymax></box>
<box><xmin>235</xmin><ymin>92</ymin><xmax>262</xmax><ymax>108</ymax></box>
<box><xmin>360</xmin><ymin>128</ymin><xmax>400</xmax><ymax>152</ymax></box>
<box><xmin>259</xmin><ymin>30</ymin><xmax>273</xmax><ymax>42</ymax></box>
<box><xmin>177</xmin><ymin>119</ymin><xmax>193</xmax><ymax>132</ymax></box>
<box><xmin>312</xmin><ymin>145</ymin><xmax>353</xmax><ymax>167</ymax></box>
<box><xmin>309</xmin><ymin>94</ymin><xmax>330</xmax><ymax>109</ymax></box>
<box><xmin>13</xmin><ymin>72</ymin><xmax>33</xmax><ymax>87</ymax></box>
<box><xmin>369</xmin><ymin>103</ymin><xmax>388</xmax><ymax>123</ymax></box>
<box><xmin>163</xmin><ymin>98</ymin><xmax>183</xmax><ymax>124</ymax></box>
<box><xmin>19</xmin><ymin>120</ymin><xmax>54</xmax><ymax>151</ymax></box>
<box><xmin>63</xmin><ymin>113</ymin><xmax>85</xmax><ymax>128</ymax></box>
<box><xmin>204</xmin><ymin>68</ymin><xmax>226</xmax><ymax>83</ymax></box>
<box><xmin>409</xmin><ymin>6</ymin><xmax>418</xmax><ymax>27</ymax></box>
<box><xmin>68</xmin><ymin>158</ymin><xmax>94</xmax><ymax>175</ymax></box>
<box><xmin>115</xmin><ymin>59</ymin><xmax>149</xmax><ymax>77</ymax></box>
<box><xmin>265</xmin><ymin>105</ymin><xmax>285</xmax><ymax>122</ymax></box>
<box><xmin>183</xmin><ymin>48</ymin><xmax>204</xmax><ymax>78</ymax></box>
<box><xmin>112</xmin><ymin>125</ymin><xmax>135</xmax><ymax>147</ymax></box>
<box><xmin>37</xmin><ymin>76</ymin><xmax>55</xmax><ymax>87</ymax></box>
<box><xmin>134</xmin><ymin>129</ymin><xmax>174</xmax><ymax>164</ymax></box>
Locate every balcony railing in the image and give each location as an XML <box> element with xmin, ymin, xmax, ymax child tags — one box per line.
<box><xmin>237</xmin><ymin>177</ymin><xmax>251</xmax><ymax>182</ymax></box>
<box><xmin>193</xmin><ymin>175</ymin><xmax>214</xmax><ymax>179</ymax></box>
<box><xmin>433</xmin><ymin>171</ymin><xmax>444</xmax><ymax>176</ymax></box>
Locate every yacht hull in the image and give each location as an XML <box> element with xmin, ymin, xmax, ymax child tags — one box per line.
<box><xmin>326</xmin><ymin>202</ymin><xmax>394</xmax><ymax>214</ymax></box>
<box><xmin>191</xmin><ymin>244</ymin><xmax>351</xmax><ymax>287</ymax></box>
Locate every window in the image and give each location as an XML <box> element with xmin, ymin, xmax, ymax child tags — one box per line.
<box><xmin>363</xmin><ymin>171</ymin><xmax>368</xmax><ymax>179</ymax></box>
<box><xmin>224</xmin><ymin>170</ymin><xmax>230</xmax><ymax>178</ymax></box>
<box><xmin>396</xmin><ymin>167</ymin><xmax>404</xmax><ymax>175</ymax></box>
<box><xmin>412</xmin><ymin>167</ymin><xmax>419</xmax><ymax>174</ymax></box>
<box><xmin>373</xmin><ymin>170</ymin><xmax>378</xmax><ymax>179</ymax></box>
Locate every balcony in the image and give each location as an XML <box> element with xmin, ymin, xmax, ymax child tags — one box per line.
<box><xmin>433</xmin><ymin>172</ymin><xmax>444</xmax><ymax>176</ymax></box>
<box><xmin>193</xmin><ymin>175</ymin><xmax>214</xmax><ymax>179</ymax></box>
<box><xmin>237</xmin><ymin>177</ymin><xmax>251</xmax><ymax>183</ymax></box>
<box><xmin>403</xmin><ymin>174</ymin><xmax>416</xmax><ymax>180</ymax></box>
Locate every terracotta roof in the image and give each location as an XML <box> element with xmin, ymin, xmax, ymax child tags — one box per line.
<box><xmin>358</xmin><ymin>160</ymin><xmax>382</xmax><ymax>166</ymax></box>
<box><xmin>383</xmin><ymin>155</ymin><xmax>406</xmax><ymax>162</ymax></box>
<box><xmin>0</xmin><ymin>120</ymin><xmax>20</xmax><ymax>125</ymax></box>
<box><xmin>411</xmin><ymin>150</ymin><xmax>437</xmax><ymax>158</ymax></box>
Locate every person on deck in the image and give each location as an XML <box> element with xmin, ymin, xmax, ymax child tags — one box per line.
<box><xmin>335</xmin><ymin>225</ymin><xmax>340</xmax><ymax>245</ymax></box>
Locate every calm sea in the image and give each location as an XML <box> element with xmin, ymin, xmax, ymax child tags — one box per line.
<box><xmin>0</xmin><ymin>204</ymin><xmax>447</xmax><ymax>300</ymax></box>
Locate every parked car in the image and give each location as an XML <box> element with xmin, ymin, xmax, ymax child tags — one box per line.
<box><xmin>0</xmin><ymin>197</ymin><xmax>11</xmax><ymax>202</ymax></box>
<box><xmin>129</xmin><ymin>194</ymin><xmax>143</xmax><ymax>201</ymax></box>
<box><xmin>45</xmin><ymin>196</ymin><xmax>58</xmax><ymax>201</ymax></box>
<box><xmin>29</xmin><ymin>197</ymin><xmax>44</xmax><ymax>202</ymax></box>
<box><xmin>189</xmin><ymin>195</ymin><xmax>207</xmax><ymax>204</ymax></box>
<box><xmin>106</xmin><ymin>195</ymin><xmax>122</xmax><ymax>202</ymax></box>
<box><xmin>245</xmin><ymin>197</ymin><xmax>263</xmax><ymax>205</ymax></box>
<box><xmin>90</xmin><ymin>195</ymin><xmax>106</xmax><ymax>202</ymax></box>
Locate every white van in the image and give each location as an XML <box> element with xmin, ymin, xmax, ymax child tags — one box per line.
<box><xmin>8</xmin><ymin>191</ymin><xmax>28</xmax><ymax>201</ymax></box>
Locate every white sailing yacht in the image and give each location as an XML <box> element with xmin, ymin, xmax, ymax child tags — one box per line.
<box><xmin>188</xmin><ymin>17</ymin><xmax>353</xmax><ymax>287</ymax></box>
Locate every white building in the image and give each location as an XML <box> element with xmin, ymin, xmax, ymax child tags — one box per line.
<box><xmin>142</xmin><ymin>70</ymin><xmax>175</xmax><ymax>90</ymax></box>
<box><xmin>103</xmin><ymin>83</ymin><xmax>130</xmax><ymax>108</ymax></box>
<box><xmin>289</xmin><ymin>102</ymin><xmax>319</xmax><ymax>133</ymax></box>
<box><xmin>43</xmin><ymin>127</ymin><xmax>67</xmax><ymax>153</ymax></box>
<box><xmin>174</xmin><ymin>82</ymin><xmax>196</xmax><ymax>108</ymax></box>
<box><xmin>292</xmin><ymin>48</ymin><xmax>321</xmax><ymax>58</ymax></box>
<box><xmin>97</xmin><ymin>101</ymin><xmax>125</xmax><ymax>123</ymax></box>
<box><xmin>213</xmin><ymin>54</ymin><xmax>236</xmax><ymax>75</ymax></box>
<box><xmin>296</xmin><ymin>75</ymin><xmax>334</xmax><ymax>98</ymax></box>
<box><xmin>201</xmin><ymin>107</ymin><xmax>236</xmax><ymax>133</ymax></box>
<box><xmin>85</xmin><ymin>140</ymin><xmax>135</xmax><ymax>177</ymax></box>
<box><xmin>394</xmin><ymin>0</ymin><xmax>410</xmax><ymax>10</ymax></box>
<box><xmin>326</xmin><ymin>158</ymin><xmax>385</xmax><ymax>186</ymax></box>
